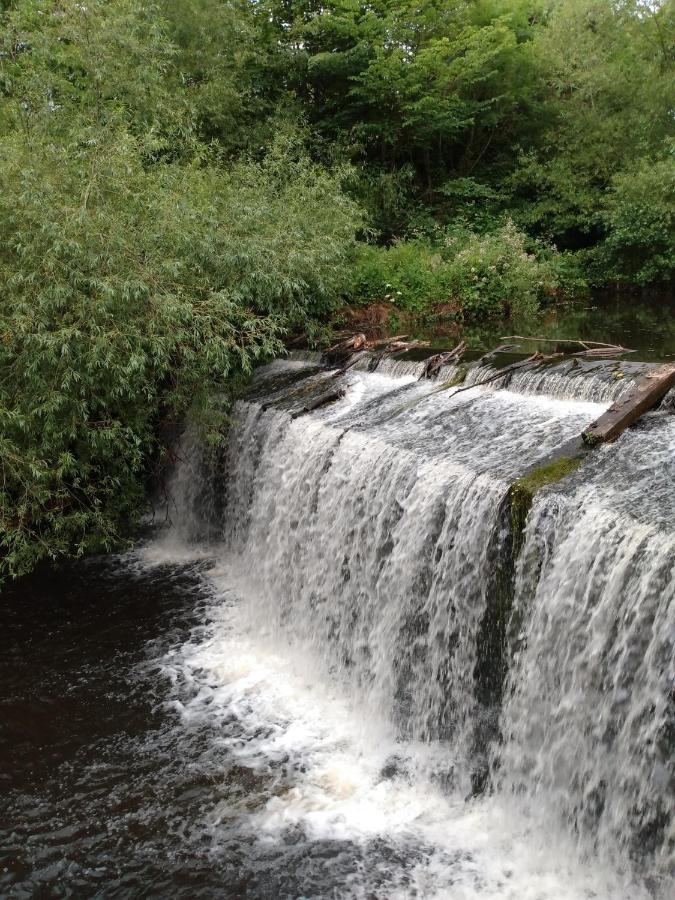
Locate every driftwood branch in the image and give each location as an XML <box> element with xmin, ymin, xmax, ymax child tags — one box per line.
<box><xmin>329</xmin><ymin>350</ymin><xmax>368</xmax><ymax>378</ymax></box>
<box><xmin>382</xmin><ymin>339</ymin><xmax>430</xmax><ymax>355</ymax></box>
<box><xmin>323</xmin><ymin>333</ymin><xmax>367</xmax><ymax>364</ymax></box>
<box><xmin>500</xmin><ymin>335</ymin><xmax>635</xmax><ymax>359</ymax></box>
<box><xmin>440</xmin><ymin>352</ymin><xmax>563</xmax><ymax>398</ymax></box>
<box><xmin>367</xmin><ymin>334</ymin><xmax>409</xmax><ymax>347</ymax></box>
<box><xmin>324</xmin><ymin>333</ymin><xmax>429</xmax><ymax>363</ymax></box>
<box><xmin>419</xmin><ymin>342</ymin><xmax>467</xmax><ymax>379</ymax></box>
<box><xmin>291</xmin><ymin>387</ymin><xmax>346</xmax><ymax>419</ymax></box>
<box><xmin>582</xmin><ymin>364</ymin><xmax>675</xmax><ymax>445</ymax></box>
<box><xmin>324</xmin><ymin>333</ymin><xmax>431</xmax><ymax>375</ymax></box>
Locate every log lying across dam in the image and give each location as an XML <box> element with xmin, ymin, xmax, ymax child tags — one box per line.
<box><xmin>582</xmin><ymin>362</ymin><xmax>675</xmax><ymax>444</ymax></box>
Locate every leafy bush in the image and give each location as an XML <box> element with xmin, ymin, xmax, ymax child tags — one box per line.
<box><xmin>350</xmin><ymin>241</ymin><xmax>454</xmax><ymax>313</ymax></box>
<box><xmin>442</xmin><ymin>222</ymin><xmax>569</xmax><ymax>319</ymax></box>
<box><xmin>0</xmin><ymin>0</ymin><xmax>360</xmax><ymax>579</ymax></box>
<box><xmin>349</xmin><ymin>222</ymin><xmax>578</xmax><ymax>319</ymax></box>
<box><xmin>596</xmin><ymin>156</ymin><xmax>675</xmax><ymax>285</ymax></box>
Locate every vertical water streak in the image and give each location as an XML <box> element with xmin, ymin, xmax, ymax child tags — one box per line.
<box><xmin>214</xmin><ymin>392</ymin><xmax>521</xmax><ymax>790</ymax></box>
<box><xmin>499</xmin><ymin>451</ymin><xmax>674</xmax><ymax>888</ymax></box>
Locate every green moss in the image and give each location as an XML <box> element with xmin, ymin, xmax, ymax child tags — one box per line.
<box><xmin>582</xmin><ymin>430</ymin><xmax>602</xmax><ymax>448</ymax></box>
<box><xmin>509</xmin><ymin>456</ymin><xmax>583</xmax><ymax>557</ymax></box>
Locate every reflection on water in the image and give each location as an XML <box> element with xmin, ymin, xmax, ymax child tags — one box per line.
<box><xmin>403</xmin><ymin>291</ymin><xmax>675</xmax><ymax>361</ymax></box>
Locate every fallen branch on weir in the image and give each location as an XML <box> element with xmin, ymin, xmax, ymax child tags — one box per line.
<box><xmin>291</xmin><ymin>387</ymin><xmax>346</xmax><ymax>419</ymax></box>
<box><xmin>419</xmin><ymin>342</ymin><xmax>466</xmax><ymax>379</ymax></box>
<box><xmin>382</xmin><ymin>339</ymin><xmax>430</xmax><ymax>355</ymax></box>
<box><xmin>367</xmin><ymin>334</ymin><xmax>409</xmax><ymax>347</ymax></box>
<box><xmin>437</xmin><ymin>352</ymin><xmax>563</xmax><ymax>398</ymax></box>
<box><xmin>323</xmin><ymin>333</ymin><xmax>368</xmax><ymax>364</ymax></box>
<box><xmin>329</xmin><ymin>350</ymin><xmax>368</xmax><ymax>377</ymax></box>
<box><xmin>501</xmin><ymin>335</ymin><xmax>635</xmax><ymax>358</ymax></box>
<box><xmin>324</xmin><ymin>333</ymin><xmax>430</xmax><ymax>376</ymax></box>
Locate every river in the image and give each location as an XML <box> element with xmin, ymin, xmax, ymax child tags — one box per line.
<box><xmin>1</xmin><ymin>340</ymin><xmax>673</xmax><ymax>898</ymax></box>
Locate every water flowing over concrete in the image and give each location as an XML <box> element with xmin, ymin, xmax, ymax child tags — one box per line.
<box><xmin>500</xmin><ymin>416</ymin><xmax>675</xmax><ymax>884</ymax></box>
<box><xmin>163</xmin><ymin>357</ymin><xmax>674</xmax><ymax>899</ymax></box>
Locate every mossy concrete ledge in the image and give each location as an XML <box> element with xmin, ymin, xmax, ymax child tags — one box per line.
<box><xmin>508</xmin><ymin>456</ymin><xmax>584</xmax><ymax>557</ymax></box>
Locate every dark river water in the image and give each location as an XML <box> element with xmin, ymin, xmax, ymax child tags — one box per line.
<box><xmin>4</xmin><ymin>544</ymin><xmax>658</xmax><ymax>900</ymax></box>
<box><xmin>393</xmin><ymin>290</ymin><xmax>675</xmax><ymax>362</ymax></box>
<box><xmin>1</xmin><ymin>557</ymin><xmax>227</xmax><ymax>897</ymax></box>
<box><xmin>1</xmin><ymin>554</ymin><xmax>476</xmax><ymax>899</ymax></box>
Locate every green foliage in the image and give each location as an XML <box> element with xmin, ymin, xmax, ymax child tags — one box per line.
<box><xmin>350</xmin><ymin>221</ymin><xmax>577</xmax><ymax>319</ymax></box>
<box><xmin>443</xmin><ymin>223</ymin><xmax>565</xmax><ymax>318</ymax></box>
<box><xmin>1</xmin><ymin>0</ymin><xmax>672</xmax><ymax>580</ymax></box>
<box><xmin>0</xmin><ymin>0</ymin><xmax>360</xmax><ymax>579</ymax></box>
<box><xmin>597</xmin><ymin>155</ymin><xmax>675</xmax><ymax>285</ymax></box>
<box><xmin>263</xmin><ymin>0</ymin><xmax>547</xmax><ymax>220</ymax></box>
<box><xmin>351</xmin><ymin>241</ymin><xmax>454</xmax><ymax>313</ymax></box>
<box><xmin>263</xmin><ymin>0</ymin><xmax>673</xmax><ymax>285</ymax></box>
<box><xmin>510</xmin><ymin>0</ymin><xmax>674</xmax><ymax>272</ymax></box>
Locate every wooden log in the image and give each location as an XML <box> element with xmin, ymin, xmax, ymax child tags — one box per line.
<box><xmin>291</xmin><ymin>387</ymin><xmax>346</xmax><ymax>419</ymax></box>
<box><xmin>477</xmin><ymin>343</ymin><xmax>520</xmax><ymax>363</ymax></box>
<box><xmin>329</xmin><ymin>350</ymin><xmax>368</xmax><ymax>378</ymax></box>
<box><xmin>323</xmin><ymin>333</ymin><xmax>367</xmax><ymax>364</ymax></box>
<box><xmin>382</xmin><ymin>339</ymin><xmax>430</xmax><ymax>355</ymax></box>
<box><xmin>501</xmin><ymin>334</ymin><xmax>634</xmax><ymax>355</ymax></box>
<box><xmin>570</xmin><ymin>347</ymin><xmax>636</xmax><ymax>359</ymax></box>
<box><xmin>367</xmin><ymin>334</ymin><xmax>408</xmax><ymax>348</ymax></box>
<box><xmin>419</xmin><ymin>342</ymin><xmax>467</xmax><ymax>379</ymax></box>
<box><xmin>582</xmin><ymin>363</ymin><xmax>675</xmax><ymax>445</ymax></box>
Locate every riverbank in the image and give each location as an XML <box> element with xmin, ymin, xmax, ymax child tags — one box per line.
<box><xmin>333</xmin><ymin>289</ymin><xmax>675</xmax><ymax>363</ymax></box>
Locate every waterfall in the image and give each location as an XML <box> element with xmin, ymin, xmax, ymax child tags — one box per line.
<box><xmin>224</xmin><ymin>408</ymin><xmax>508</xmax><ymax>789</ymax></box>
<box><xmin>462</xmin><ymin>359</ymin><xmax>641</xmax><ymax>403</ymax></box>
<box><xmin>164</xmin><ymin>360</ymin><xmax>674</xmax><ymax>897</ymax></box>
<box><xmin>499</xmin><ymin>415</ymin><xmax>675</xmax><ymax>885</ymax></box>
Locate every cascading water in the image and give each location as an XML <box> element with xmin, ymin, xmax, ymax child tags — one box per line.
<box><xmin>499</xmin><ymin>414</ymin><xmax>675</xmax><ymax>887</ymax></box>
<box><xmin>348</xmin><ymin>351</ymin><xmax>645</xmax><ymax>403</ymax></box>
<box><xmin>156</xmin><ymin>358</ymin><xmax>673</xmax><ymax>899</ymax></box>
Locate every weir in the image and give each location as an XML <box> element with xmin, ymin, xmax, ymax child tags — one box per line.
<box><xmin>168</xmin><ymin>354</ymin><xmax>674</xmax><ymax>896</ymax></box>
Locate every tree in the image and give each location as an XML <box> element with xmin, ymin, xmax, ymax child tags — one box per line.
<box><xmin>0</xmin><ymin>0</ymin><xmax>360</xmax><ymax>578</ymax></box>
<box><xmin>511</xmin><ymin>0</ymin><xmax>674</xmax><ymax>269</ymax></box>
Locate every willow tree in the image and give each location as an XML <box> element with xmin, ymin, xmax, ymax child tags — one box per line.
<box><xmin>0</xmin><ymin>0</ymin><xmax>361</xmax><ymax>579</ymax></box>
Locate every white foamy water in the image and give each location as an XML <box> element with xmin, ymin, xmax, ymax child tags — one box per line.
<box><xmin>499</xmin><ymin>416</ymin><xmax>675</xmax><ymax>893</ymax></box>
<box><xmin>141</xmin><ymin>550</ymin><xmax>650</xmax><ymax>900</ymax></box>
<box><xmin>149</xmin><ymin>360</ymin><xmax>673</xmax><ymax>899</ymax></box>
<box><xmin>343</xmin><ymin>350</ymin><xmax>643</xmax><ymax>405</ymax></box>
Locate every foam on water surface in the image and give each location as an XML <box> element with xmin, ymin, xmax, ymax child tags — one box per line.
<box><xmin>143</xmin><ymin>552</ymin><xmax>651</xmax><ymax>900</ymax></box>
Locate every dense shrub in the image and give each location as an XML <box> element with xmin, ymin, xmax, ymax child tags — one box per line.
<box><xmin>444</xmin><ymin>223</ymin><xmax>575</xmax><ymax>318</ymax></box>
<box><xmin>350</xmin><ymin>241</ymin><xmax>453</xmax><ymax>313</ymax></box>
<box><xmin>349</xmin><ymin>222</ymin><xmax>578</xmax><ymax>319</ymax></box>
<box><xmin>0</xmin><ymin>0</ymin><xmax>360</xmax><ymax>579</ymax></box>
<box><xmin>596</xmin><ymin>157</ymin><xmax>675</xmax><ymax>285</ymax></box>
